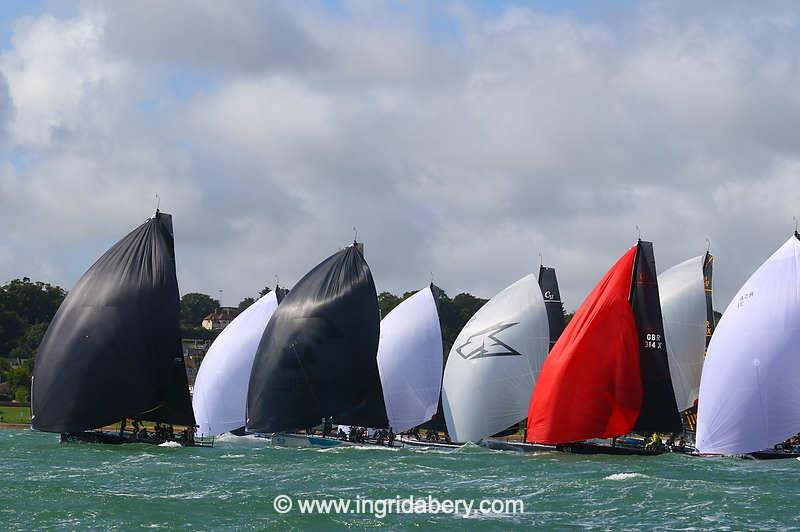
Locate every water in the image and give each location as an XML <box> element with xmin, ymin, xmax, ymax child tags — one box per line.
<box><xmin>2</xmin><ymin>429</ymin><xmax>799</xmax><ymax>530</ymax></box>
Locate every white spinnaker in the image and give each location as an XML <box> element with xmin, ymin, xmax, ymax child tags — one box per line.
<box><xmin>193</xmin><ymin>292</ymin><xmax>279</xmax><ymax>436</ymax></box>
<box><xmin>658</xmin><ymin>255</ymin><xmax>708</xmax><ymax>412</ymax></box>
<box><xmin>442</xmin><ymin>274</ymin><xmax>549</xmax><ymax>443</ymax></box>
<box><xmin>377</xmin><ymin>286</ymin><xmax>443</xmax><ymax>432</ymax></box>
<box><xmin>697</xmin><ymin>236</ymin><xmax>800</xmax><ymax>455</ymax></box>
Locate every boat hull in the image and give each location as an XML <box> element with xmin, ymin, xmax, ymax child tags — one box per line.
<box><xmin>556</xmin><ymin>441</ymin><xmax>664</xmax><ymax>456</ymax></box>
<box><xmin>59</xmin><ymin>431</ymin><xmax>208</xmax><ymax>447</ymax></box>
<box><xmin>742</xmin><ymin>451</ymin><xmax>800</xmax><ymax>460</ymax></box>
<box><xmin>395</xmin><ymin>435</ymin><xmax>460</xmax><ymax>449</ymax></box>
<box><xmin>479</xmin><ymin>439</ymin><xmax>555</xmax><ymax>453</ymax></box>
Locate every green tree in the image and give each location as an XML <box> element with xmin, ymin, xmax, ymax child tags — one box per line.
<box><xmin>180</xmin><ymin>293</ymin><xmax>220</xmax><ymax>326</ymax></box>
<box><xmin>238</xmin><ymin>297</ymin><xmax>256</xmax><ymax>312</ymax></box>
<box><xmin>0</xmin><ymin>309</ymin><xmax>25</xmax><ymax>356</ymax></box>
<box><xmin>259</xmin><ymin>286</ymin><xmax>273</xmax><ymax>298</ymax></box>
<box><xmin>10</xmin><ymin>322</ymin><xmax>49</xmax><ymax>359</ymax></box>
<box><xmin>378</xmin><ymin>291</ymin><xmax>402</xmax><ymax>318</ymax></box>
<box><xmin>0</xmin><ymin>278</ymin><xmax>66</xmax><ymax>325</ymax></box>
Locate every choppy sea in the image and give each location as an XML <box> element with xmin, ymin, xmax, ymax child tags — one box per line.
<box><xmin>2</xmin><ymin>429</ymin><xmax>798</xmax><ymax>530</ymax></box>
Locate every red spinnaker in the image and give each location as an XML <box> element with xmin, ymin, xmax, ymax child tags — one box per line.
<box><xmin>526</xmin><ymin>246</ymin><xmax>642</xmax><ymax>444</ymax></box>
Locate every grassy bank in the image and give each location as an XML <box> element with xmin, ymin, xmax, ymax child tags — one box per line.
<box><xmin>0</xmin><ymin>405</ymin><xmax>31</xmax><ymax>424</ymax></box>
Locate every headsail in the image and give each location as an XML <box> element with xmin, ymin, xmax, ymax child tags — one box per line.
<box><xmin>658</xmin><ymin>255</ymin><xmax>710</xmax><ymax>412</ymax></box>
<box><xmin>630</xmin><ymin>241</ymin><xmax>682</xmax><ymax>433</ymax></box>
<box><xmin>193</xmin><ymin>290</ymin><xmax>284</xmax><ymax>436</ymax></box>
<box><xmin>31</xmin><ymin>212</ymin><xmax>194</xmax><ymax>433</ymax></box>
<box><xmin>538</xmin><ymin>265</ymin><xmax>566</xmax><ymax>351</ymax></box>
<box><xmin>527</xmin><ymin>241</ymin><xmax>680</xmax><ymax>444</ymax></box>
<box><xmin>696</xmin><ymin>235</ymin><xmax>800</xmax><ymax>455</ymax></box>
<box><xmin>246</xmin><ymin>245</ymin><xmax>387</xmax><ymax>433</ymax></box>
<box><xmin>442</xmin><ymin>274</ymin><xmax>549</xmax><ymax>443</ymax></box>
<box><xmin>377</xmin><ymin>285</ymin><xmax>443</xmax><ymax>432</ymax></box>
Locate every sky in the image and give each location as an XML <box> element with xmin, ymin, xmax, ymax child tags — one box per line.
<box><xmin>0</xmin><ymin>1</ymin><xmax>799</xmax><ymax>313</ymax></box>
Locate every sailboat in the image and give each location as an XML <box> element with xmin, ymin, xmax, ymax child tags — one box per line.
<box><xmin>658</xmin><ymin>252</ymin><xmax>715</xmax><ymax>434</ymax></box>
<box><xmin>696</xmin><ymin>232</ymin><xmax>800</xmax><ymax>458</ymax></box>
<box><xmin>245</xmin><ymin>242</ymin><xmax>388</xmax><ymax>446</ymax></box>
<box><xmin>376</xmin><ymin>284</ymin><xmax>443</xmax><ymax>434</ymax></box>
<box><xmin>192</xmin><ymin>287</ymin><xmax>287</xmax><ymax>437</ymax></box>
<box><xmin>30</xmin><ymin>211</ymin><xmax>201</xmax><ymax>446</ymax></box>
<box><xmin>527</xmin><ymin>240</ymin><xmax>682</xmax><ymax>455</ymax></box>
<box><xmin>480</xmin><ymin>265</ymin><xmax>567</xmax><ymax>452</ymax></box>
<box><xmin>441</xmin><ymin>274</ymin><xmax>550</xmax><ymax>444</ymax></box>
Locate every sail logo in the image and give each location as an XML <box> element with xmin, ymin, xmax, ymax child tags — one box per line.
<box><xmin>736</xmin><ymin>290</ymin><xmax>754</xmax><ymax>308</ymax></box>
<box><xmin>455</xmin><ymin>322</ymin><xmax>521</xmax><ymax>360</ymax></box>
<box><xmin>543</xmin><ymin>290</ymin><xmax>554</xmax><ymax>300</ymax></box>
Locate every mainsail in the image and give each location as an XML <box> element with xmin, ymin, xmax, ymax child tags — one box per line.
<box><xmin>245</xmin><ymin>244</ymin><xmax>387</xmax><ymax>433</ymax></box>
<box><xmin>193</xmin><ymin>289</ymin><xmax>285</xmax><ymax>436</ymax></box>
<box><xmin>527</xmin><ymin>241</ymin><xmax>681</xmax><ymax>444</ymax></box>
<box><xmin>31</xmin><ymin>212</ymin><xmax>194</xmax><ymax>433</ymax></box>
<box><xmin>442</xmin><ymin>274</ymin><xmax>549</xmax><ymax>443</ymax></box>
<box><xmin>376</xmin><ymin>285</ymin><xmax>443</xmax><ymax>433</ymax></box>
<box><xmin>696</xmin><ymin>234</ymin><xmax>800</xmax><ymax>455</ymax></box>
<box><xmin>538</xmin><ymin>265</ymin><xmax>566</xmax><ymax>351</ymax></box>
<box><xmin>658</xmin><ymin>254</ymin><xmax>712</xmax><ymax>413</ymax></box>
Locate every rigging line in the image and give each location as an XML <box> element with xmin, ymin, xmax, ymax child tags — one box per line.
<box><xmin>353</xmin><ymin>226</ymin><xmax>358</xmax><ymax>244</ymax></box>
<box><xmin>635</xmin><ymin>224</ymin><xmax>641</xmax><ymax>241</ymax></box>
<box><xmin>154</xmin><ymin>193</ymin><xmax>160</xmax><ymax>215</ymax></box>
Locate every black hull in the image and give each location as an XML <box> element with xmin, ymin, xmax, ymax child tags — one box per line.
<box><xmin>743</xmin><ymin>451</ymin><xmax>800</xmax><ymax>460</ymax></box>
<box><xmin>480</xmin><ymin>439</ymin><xmax>555</xmax><ymax>453</ymax></box>
<box><xmin>59</xmin><ymin>431</ymin><xmax>207</xmax><ymax>447</ymax></box>
<box><xmin>557</xmin><ymin>441</ymin><xmax>664</xmax><ymax>456</ymax></box>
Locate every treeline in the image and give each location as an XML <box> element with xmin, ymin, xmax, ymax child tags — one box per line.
<box><xmin>0</xmin><ymin>278</ymin><xmax>67</xmax><ymax>401</ymax></box>
<box><xmin>0</xmin><ymin>277</ymin><xmax>491</xmax><ymax>401</ymax></box>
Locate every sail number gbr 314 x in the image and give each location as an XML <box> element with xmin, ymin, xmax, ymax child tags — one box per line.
<box><xmin>643</xmin><ymin>332</ymin><xmax>663</xmax><ymax>350</ymax></box>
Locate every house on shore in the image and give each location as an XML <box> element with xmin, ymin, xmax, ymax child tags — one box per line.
<box><xmin>201</xmin><ymin>307</ymin><xmax>238</xmax><ymax>331</ymax></box>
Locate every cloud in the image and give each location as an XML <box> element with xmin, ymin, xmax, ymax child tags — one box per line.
<box><xmin>1</xmin><ymin>1</ymin><xmax>799</xmax><ymax>313</ymax></box>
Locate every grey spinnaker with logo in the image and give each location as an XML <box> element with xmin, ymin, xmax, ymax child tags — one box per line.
<box><xmin>245</xmin><ymin>245</ymin><xmax>387</xmax><ymax>433</ymax></box>
<box><xmin>441</xmin><ymin>274</ymin><xmax>550</xmax><ymax>442</ymax></box>
<box><xmin>31</xmin><ymin>212</ymin><xmax>194</xmax><ymax>433</ymax></box>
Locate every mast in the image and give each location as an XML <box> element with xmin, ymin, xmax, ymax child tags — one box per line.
<box><xmin>246</xmin><ymin>243</ymin><xmax>387</xmax><ymax>433</ymax></box>
<box><xmin>31</xmin><ymin>212</ymin><xmax>194</xmax><ymax>433</ymax></box>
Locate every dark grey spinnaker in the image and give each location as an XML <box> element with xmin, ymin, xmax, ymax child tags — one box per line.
<box><xmin>31</xmin><ymin>212</ymin><xmax>194</xmax><ymax>433</ymax></box>
<box><xmin>538</xmin><ymin>265</ymin><xmax>566</xmax><ymax>351</ymax></box>
<box><xmin>246</xmin><ymin>244</ymin><xmax>388</xmax><ymax>433</ymax></box>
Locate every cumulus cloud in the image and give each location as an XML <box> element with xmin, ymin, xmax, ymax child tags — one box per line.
<box><xmin>1</xmin><ymin>1</ymin><xmax>799</xmax><ymax>312</ymax></box>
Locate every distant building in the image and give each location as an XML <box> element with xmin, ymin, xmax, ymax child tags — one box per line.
<box><xmin>201</xmin><ymin>307</ymin><xmax>238</xmax><ymax>330</ymax></box>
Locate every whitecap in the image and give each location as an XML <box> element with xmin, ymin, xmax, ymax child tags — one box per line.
<box><xmin>604</xmin><ymin>472</ymin><xmax>648</xmax><ymax>481</ymax></box>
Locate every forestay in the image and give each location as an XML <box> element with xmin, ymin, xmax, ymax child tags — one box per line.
<box><xmin>377</xmin><ymin>286</ymin><xmax>443</xmax><ymax>432</ymax></box>
<box><xmin>442</xmin><ymin>274</ymin><xmax>549</xmax><ymax>443</ymax></box>
<box><xmin>696</xmin><ymin>235</ymin><xmax>800</xmax><ymax>455</ymax></box>
<box><xmin>193</xmin><ymin>292</ymin><xmax>280</xmax><ymax>436</ymax></box>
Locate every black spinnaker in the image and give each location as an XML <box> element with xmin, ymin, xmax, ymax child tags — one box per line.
<box><xmin>630</xmin><ymin>241</ymin><xmax>682</xmax><ymax>434</ymax></box>
<box><xmin>31</xmin><ymin>212</ymin><xmax>194</xmax><ymax>433</ymax></box>
<box><xmin>246</xmin><ymin>244</ymin><xmax>388</xmax><ymax>433</ymax></box>
<box><xmin>538</xmin><ymin>265</ymin><xmax>566</xmax><ymax>351</ymax></box>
